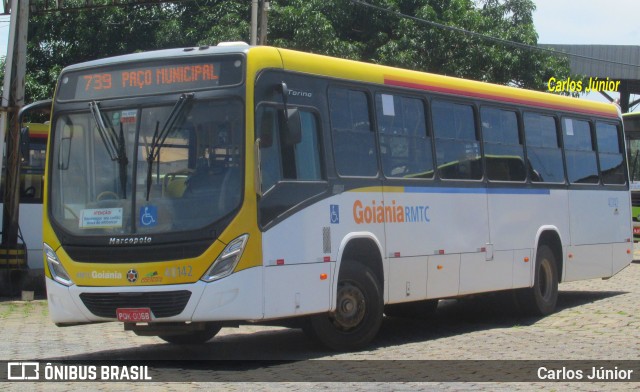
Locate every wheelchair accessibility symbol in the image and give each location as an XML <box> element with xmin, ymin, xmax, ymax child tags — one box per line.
<box><xmin>140</xmin><ymin>205</ymin><xmax>158</xmax><ymax>227</ymax></box>
<box><xmin>330</xmin><ymin>205</ymin><xmax>340</xmax><ymax>224</ymax></box>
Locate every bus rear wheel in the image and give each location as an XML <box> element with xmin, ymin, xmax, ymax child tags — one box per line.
<box><xmin>306</xmin><ymin>260</ymin><xmax>383</xmax><ymax>351</ymax></box>
<box><xmin>517</xmin><ymin>244</ymin><xmax>558</xmax><ymax>316</ymax></box>
<box><xmin>158</xmin><ymin>323</ymin><xmax>222</xmax><ymax>344</ymax></box>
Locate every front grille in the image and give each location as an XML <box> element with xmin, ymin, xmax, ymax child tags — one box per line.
<box><xmin>65</xmin><ymin>240</ymin><xmax>211</xmax><ymax>263</ymax></box>
<box><xmin>79</xmin><ymin>291</ymin><xmax>192</xmax><ymax>319</ymax></box>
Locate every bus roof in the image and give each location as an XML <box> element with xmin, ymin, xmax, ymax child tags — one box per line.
<box><xmin>60</xmin><ymin>43</ymin><xmax>250</xmax><ymax>73</ymax></box>
<box><xmin>59</xmin><ymin>44</ymin><xmax>620</xmax><ymax>120</ymax></box>
<box><xmin>271</xmin><ymin>47</ymin><xmax>620</xmax><ymax>120</ymax></box>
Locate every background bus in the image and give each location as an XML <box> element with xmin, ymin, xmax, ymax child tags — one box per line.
<box><xmin>624</xmin><ymin>112</ymin><xmax>640</xmax><ymax>243</ymax></box>
<box><xmin>41</xmin><ymin>44</ymin><xmax>632</xmax><ymax>351</ymax></box>
<box><xmin>0</xmin><ymin>121</ymin><xmax>48</xmax><ymax>270</ymax></box>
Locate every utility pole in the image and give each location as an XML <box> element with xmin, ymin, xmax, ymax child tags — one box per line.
<box><xmin>251</xmin><ymin>0</ymin><xmax>269</xmax><ymax>46</ymax></box>
<box><xmin>0</xmin><ymin>0</ymin><xmax>29</xmax><ymax>284</ymax></box>
<box><xmin>250</xmin><ymin>0</ymin><xmax>258</xmax><ymax>45</ymax></box>
<box><xmin>259</xmin><ymin>1</ymin><xmax>269</xmax><ymax>45</ymax></box>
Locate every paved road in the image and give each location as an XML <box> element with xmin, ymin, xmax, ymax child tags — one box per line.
<box><xmin>2</xmin><ymin>261</ymin><xmax>639</xmax><ymax>391</ymax></box>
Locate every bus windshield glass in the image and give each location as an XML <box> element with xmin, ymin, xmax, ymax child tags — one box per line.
<box><xmin>50</xmin><ymin>99</ymin><xmax>243</xmax><ymax>236</ymax></box>
<box><xmin>625</xmin><ymin>114</ymin><xmax>640</xmax><ymax>185</ymax></box>
<box><xmin>628</xmin><ymin>135</ymin><xmax>640</xmax><ymax>184</ymax></box>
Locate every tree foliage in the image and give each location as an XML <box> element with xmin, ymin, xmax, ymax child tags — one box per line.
<box><xmin>269</xmin><ymin>0</ymin><xmax>571</xmax><ymax>90</ymax></box>
<box><xmin>9</xmin><ymin>0</ymin><xmax>571</xmax><ymax>102</ymax></box>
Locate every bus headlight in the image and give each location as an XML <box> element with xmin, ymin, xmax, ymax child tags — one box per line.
<box><xmin>201</xmin><ymin>234</ymin><xmax>249</xmax><ymax>282</ymax></box>
<box><xmin>44</xmin><ymin>243</ymin><xmax>74</xmax><ymax>286</ymax></box>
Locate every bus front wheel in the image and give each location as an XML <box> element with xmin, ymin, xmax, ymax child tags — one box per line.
<box><xmin>517</xmin><ymin>244</ymin><xmax>558</xmax><ymax>316</ymax></box>
<box><xmin>305</xmin><ymin>260</ymin><xmax>383</xmax><ymax>351</ymax></box>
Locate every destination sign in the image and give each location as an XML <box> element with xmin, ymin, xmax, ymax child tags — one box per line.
<box><xmin>57</xmin><ymin>55</ymin><xmax>243</xmax><ymax>101</ymax></box>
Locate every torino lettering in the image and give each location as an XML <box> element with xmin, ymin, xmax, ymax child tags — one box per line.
<box><xmin>352</xmin><ymin>200</ymin><xmax>430</xmax><ymax>224</ymax></box>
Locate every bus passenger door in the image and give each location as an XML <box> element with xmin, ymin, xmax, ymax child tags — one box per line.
<box><xmin>256</xmin><ymin>104</ymin><xmax>331</xmax><ymax>318</ymax></box>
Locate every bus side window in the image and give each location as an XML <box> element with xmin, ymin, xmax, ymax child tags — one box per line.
<box><xmin>329</xmin><ymin>88</ymin><xmax>377</xmax><ymax>177</ymax></box>
<box><xmin>524</xmin><ymin>113</ymin><xmax>565</xmax><ymax>183</ymax></box>
<box><xmin>432</xmin><ymin>100</ymin><xmax>481</xmax><ymax>180</ymax></box>
<box><xmin>375</xmin><ymin>93</ymin><xmax>433</xmax><ymax>179</ymax></box>
<box><xmin>481</xmin><ymin>107</ymin><xmax>525</xmax><ymax>182</ymax></box>
<box><xmin>596</xmin><ymin>122</ymin><xmax>625</xmax><ymax>185</ymax></box>
<box><xmin>563</xmin><ymin>118</ymin><xmax>598</xmax><ymax>184</ymax></box>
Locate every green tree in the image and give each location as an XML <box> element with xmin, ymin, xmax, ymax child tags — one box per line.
<box><xmin>269</xmin><ymin>0</ymin><xmax>571</xmax><ymax>91</ymax></box>
<box><xmin>26</xmin><ymin>2</ymin><xmax>181</xmax><ymax>101</ymax></box>
<box><xmin>15</xmin><ymin>0</ymin><xmax>571</xmax><ymax>102</ymax></box>
<box><xmin>23</xmin><ymin>1</ymin><xmax>251</xmax><ymax>101</ymax></box>
<box><xmin>0</xmin><ymin>57</ymin><xmax>55</xmax><ymax>103</ymax></box>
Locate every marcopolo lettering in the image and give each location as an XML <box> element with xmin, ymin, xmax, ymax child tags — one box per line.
<box><xmin>109</xmin><ymin>236</ymin><xmax>152</xmax><ymax>245</ymax></box>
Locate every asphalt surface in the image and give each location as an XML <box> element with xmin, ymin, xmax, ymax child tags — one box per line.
<box><xmin>1</xmin><ymin>260</ymin><xmax>639</xmax><ymax>391</ymax></box>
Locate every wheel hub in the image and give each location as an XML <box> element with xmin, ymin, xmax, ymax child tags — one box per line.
<box><xmin>539</xmin><ymin>259</ymin><xmax>553</xmax><ymax>301</ymax></box>
<box><xmin>333</xmin><ymin>282</ymin><xmax>366</xmax><ymax>330</ymax></box>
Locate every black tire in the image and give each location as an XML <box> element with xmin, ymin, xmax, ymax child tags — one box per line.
<box><xmin>385</xmin><ymin>299</ymin><xmax>439</xmax><ymax>319</ymax></box>
<box><xmin>516</xmin><ymin>244</ymin><xmax>558</xmax><ymax>316</ymax></box>
<box><xmin>306</xmin><ymin>260</ymin><xmax>383</xmax><ymax>351</ymax></box>
<box><xmin>158</xmin><ymin>324</ymin><xmax>222</xmax><ymax>344</ymax></box>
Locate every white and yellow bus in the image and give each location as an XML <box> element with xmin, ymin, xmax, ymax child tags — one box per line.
<box><xmin>42</xmin><ymin>43</ymin><xmax>632</xmax><ymax>350</ymax></box>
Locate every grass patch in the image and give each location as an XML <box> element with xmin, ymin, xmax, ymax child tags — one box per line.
<box><xmin>0</xmin><ymin>303</ymin><xmax>18</xmax><ymax>318</ymax></box>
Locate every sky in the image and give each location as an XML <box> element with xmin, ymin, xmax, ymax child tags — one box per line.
<box><xmin>0</xmin><ymin>8</ymin><xmax>8</xmax><ymax>57</ymax></box>
<box><xmin>532</xmin><ymin>0</ymin><xmax>639</xmax><ymax>111</ymax></box>
<box><xmin>532</xmin><ymin>0</ymin><xmax>639</xmax><ymax>46</ymax></box>
<box><xmin>0</xmin><ymin>1</ymin><xmax>638</xmax><ymax>109</ymax></box>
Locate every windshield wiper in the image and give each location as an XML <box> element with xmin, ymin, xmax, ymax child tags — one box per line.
<box><xmin>145</xmin><ymin>93</ymin><xmax>194</xmax><ymax>201</ymax></box>
<box><xmin>89</xmin><ymin>101</ymin><xmax>129</xmax><ymax>199</ymax></box>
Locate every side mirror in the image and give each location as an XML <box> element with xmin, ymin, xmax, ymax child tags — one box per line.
<box><xmin>274</xmin><ymin>81</ymin><xmax>301</xmax><ymax>145</ymax></box>
<box><xmin>19</xmin><ymin>126</ymin><xmax>30</xmax><ymax>162</ymax></box>
<box><xmin>283</xmin><ymin>108</ymin><xmax>301</xmax><ymax>145</ymax></box>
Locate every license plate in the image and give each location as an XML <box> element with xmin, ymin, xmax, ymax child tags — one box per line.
<box><xmin>116</xmin><ymin>308</ymin><xmax>152</xmax><ymax>322</ymax></box>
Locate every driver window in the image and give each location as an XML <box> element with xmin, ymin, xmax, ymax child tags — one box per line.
<box><xmin>258</xmin><ymin>106</ymin><xmax>323</xmax><ymax>194</ymax></box>
<box><xmin>258</xmin><ymin>108</ymin><xmax>283</xmax><ymax>192</ymax></box>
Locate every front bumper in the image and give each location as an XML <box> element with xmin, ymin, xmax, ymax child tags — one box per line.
<box><xmin>46</xmin><ymin>266</ymin><xmax>264</xmax><ymax>324</ymax></box>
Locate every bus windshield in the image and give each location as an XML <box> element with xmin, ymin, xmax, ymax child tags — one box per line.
<box><xmin>628</xmin><ymin>135</ymin><xmax>640</xmax><ymax>184</ymax></box>
<box><xmin>624</xmin><ymin>113</ymin><xmax>640</xmax><ymax>239</ymax></box>
<box><xmin>625</xmin><ymin>114</ymin><xmax>640</xmax><ymax>185</ymax></box>
<box><xmin>50</xmin><ymin>98</ymin><xmax>243</xmax><ymax>236</ymax></box>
